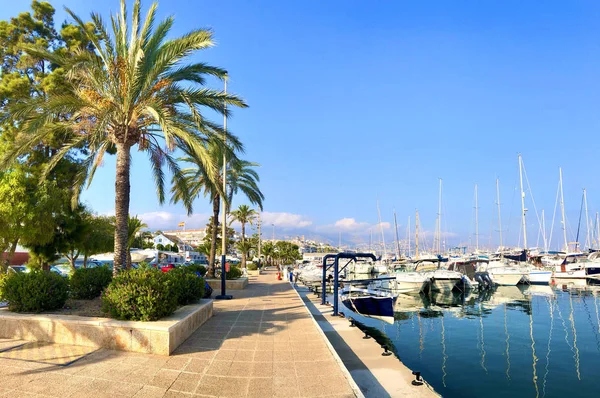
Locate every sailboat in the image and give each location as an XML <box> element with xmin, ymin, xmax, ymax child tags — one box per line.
<box><xmin>551</xmin><ymin>169</ymin><xmax>600</xmax><ymax>279</ymax></box>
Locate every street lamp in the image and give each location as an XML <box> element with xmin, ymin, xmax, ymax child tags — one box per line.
<box><xmin>216</xmin><ymin>78</ymin><xmax>232</xmax><ymax>300</ymax></box>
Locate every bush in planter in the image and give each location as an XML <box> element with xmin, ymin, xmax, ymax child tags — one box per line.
<box><xmin>0</xmin><ymin>270</ymin><xmax>69</xmax><ymax>312</ymax></box>
<box><xmin>185</xmin><ymin>264</ymin><xmax>207</xmax><ymax>276</ymax></box>
<box><xmin>226</xmin><ymin>265</ymin><xmax>243</xmax><ymax>280</ymax></box>
<box><xmin>70</xmin><ymin>266</ymin><xmax>112</xmax><ymax>299</ymax></box>
<box><xmin>101</xmin><ymin>268</ymin><xmax>177</xmax><ymax>321</ymax></box>
<box><xmin>246</xmin><ymin>263</ymin><xmax>258</xmax><ymax>271</ymax></box>
<box><xmin>168</xmin><ymin>268</ymin><xmax>205</xmax><ymax>305</ymax></box>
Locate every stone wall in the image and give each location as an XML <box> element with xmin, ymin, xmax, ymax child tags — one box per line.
<box><xmin>0</xmin><ymin>300</ymin><xmax>213</xmax><ymax>355</ymax></box>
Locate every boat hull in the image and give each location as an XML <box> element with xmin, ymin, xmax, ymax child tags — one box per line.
<box><xmin>527</xmin><ymin>270</ymin><xmax>552</xmax><ymax>284</ymax></box>
<box><xmin>490</xmin><ymin>272</ymin><xmax>524</xmax><ymax>286</ymax></box>
<box><xmin>430</xmin><ymin>278</ymin><xmax>461</xmax><ymax>293</ymax></box>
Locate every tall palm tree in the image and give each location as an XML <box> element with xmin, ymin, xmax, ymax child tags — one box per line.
<box><xmin>0</xmin><ymin>0</ymin><xmax>247</xmax><ymax>275</ymax></box>
<box><xmin>172</xmin><ymin>142</ymin><xmax>264</xmax><ymax>277</ymax></box>
<box><xmin>230</xmin><ymin>204</ymin><xmax>257</xmax><ymax>268</ymax></box>
<box><xmin>127</xmin><ymin>215</ymin><xmax>147</xmax><ymax>268</ymax></box>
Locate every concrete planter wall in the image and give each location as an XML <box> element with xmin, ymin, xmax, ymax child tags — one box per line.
<box><xmin>205</xmin><ymin>277</ymin><xmax>248</xmax><ymax>290</ymax></box>
<box><xmin>0</xmin><ymin>300</ymin><xmax>213</xmax><ymax>355</ymax></box>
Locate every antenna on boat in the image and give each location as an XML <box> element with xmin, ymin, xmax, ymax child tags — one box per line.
<box><xmin>519</xmin><ymin>154</ymin><xmax>528</xmax><ymax>250</ymax></box>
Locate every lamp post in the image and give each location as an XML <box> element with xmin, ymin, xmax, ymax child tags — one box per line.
<box><xmin>216</xmin><ymin>78</ymin><xmax>232</xmax><ymax>300</ymax></box>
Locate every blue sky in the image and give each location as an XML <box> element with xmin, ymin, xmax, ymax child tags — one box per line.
<box><xmin>3</xmin><ymin>0</ymin><xmax>600</xmax><ymax>250</ymax></box>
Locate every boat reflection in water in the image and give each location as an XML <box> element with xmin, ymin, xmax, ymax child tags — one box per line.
<box><xmin>340</xmin><ymin>279</ymin><xmax>600</xmax><ymax>398</ymax></box>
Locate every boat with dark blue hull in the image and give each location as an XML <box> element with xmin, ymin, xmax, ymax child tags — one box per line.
<box><xmin>341</xmin><ymin>286</ymin><xmax>397</xmax><ymax>324</ymax></box>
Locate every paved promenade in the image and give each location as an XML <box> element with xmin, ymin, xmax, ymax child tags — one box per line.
<box><xmin>0</xmin><ymin>271</ymin><xmax>358</xmax><ymax>397</ymax></box>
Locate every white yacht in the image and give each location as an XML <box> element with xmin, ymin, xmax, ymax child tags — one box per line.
<box><xmin>482</xmin><ymin>261</ymin><xmax>527</xmax><ymax>286</ymax></box>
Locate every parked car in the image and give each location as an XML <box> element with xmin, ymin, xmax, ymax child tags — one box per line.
<box><xmin>7</xmin><ymin>265</ymin><xmax>28</xmax><ymax>274</ymax></box>
<box><xmin>160</xmin><ymin>263</ymin><xmax>176</xmax><ymax>272</ymax></box>
<box><xmin>50</xmin><ymin>265</ymin><xmax>69</xmax><ymax>277</ymax></box>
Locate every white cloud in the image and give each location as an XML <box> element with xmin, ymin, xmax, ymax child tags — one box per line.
<box><xmin>318</xmin><ymin>218</ymin><xmax>391</xmax><ymax>234</ymax></box>
<box><xmin>261</xmin><ymin>212</ymin><xmax>313</xmax><ymax>229</ymax></box>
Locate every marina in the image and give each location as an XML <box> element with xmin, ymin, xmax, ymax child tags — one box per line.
<box><xmin>335</xmin><ymin>281</ymin><xmax>600</xmax><ymax>398</ymax></box>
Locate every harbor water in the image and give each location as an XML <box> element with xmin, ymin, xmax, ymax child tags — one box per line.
<box><xmin>340</xmin><ymin>281</ymin><xmax>600</xmax><ymax>398</ymax></box>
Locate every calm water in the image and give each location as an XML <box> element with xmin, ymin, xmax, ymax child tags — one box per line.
<box><xmin>340</xmin><ymin>281</ymin><xmax>600</xmax><ymax>398</ymax></box>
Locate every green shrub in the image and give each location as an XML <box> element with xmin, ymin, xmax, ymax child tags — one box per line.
<box><xmin>246</xmin><ymin>263</ymin><xmax>258</xmax><ymax>271</ymax></box>
<box><xmin>226</xmin><ymin>265</ymin><xmax>243</xmax><ymax>280</ymax></box>
<box><xmin>101</xmin><ymin>268</ymin><xmax>177</xmax><ymax>321</ymax></box>
<box><xmin>70</xmin><ymin>266</ymin><xmax>112</xmax><ymax>299</ymax></box>
<box><xmin>168</xmin><ymin>268</ymin><xmax>205</xmax><ymax>305</ymax></box>
<box><xmin>185</xmin><ymin>264</ymin><xmax>207</xmax><ymax>276</ymax></box>
<box><xmin>0</xmin><ymin>270</ymin><xmax>69</xmax><ymax>312</ymax></box>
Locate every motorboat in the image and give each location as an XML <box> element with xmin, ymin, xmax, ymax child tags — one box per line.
<box><xmin>340</xmin><ymin>286</ymin><xmax>397</xmax><ymax>324</ymax></box>
<box><xmin>522</xmin><ymin>265</ymin><xmax>552</xmax><ymax>284</ymax></box>
<box><xmin>372</xmin><ymin>270</ymin><xmax>429</xmax><ymax>294</ymax></box>
<box><xmin>423</xmin><ymin>269</ymin><xmax>464</xmax><ymax>293</ymax></box>
<box><xmin>481</xmin><ymin>261</ymin><xmax>527</xmax><ymax>286</ymax></box>
<box><xmin>447</xmin><ymin>258</ymin><xmax>493</xmax><ymax>289</ymax></box>
<box><xmin>553</xmin><ymin>253</ymin><xmax>600</xmax><ymax>279</ymax></box>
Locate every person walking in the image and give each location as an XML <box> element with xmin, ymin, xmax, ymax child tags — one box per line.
<box><xmin>292</xmin><ymin>266</ymin><xmax>299</xmax><ymax>287</ymax></box>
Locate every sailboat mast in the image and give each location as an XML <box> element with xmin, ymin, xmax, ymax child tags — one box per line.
<box><xmin>407</xmin><ymin>216</ymin><xmax>411</xmax><ymax>258</ymax></box>
<box><xmin>369</xmin><ymin>229</ymin><xmax>372</xmax><ymax>252</ymax></box>
<box><xmin>393</xmin><ymin>210</ymin><xmax>401</xmax><ymax>259</ymax></box>
<box><xmin>584</xmin><ymin>189</ymin><xmax>590</xmax><ymax>250</ymax></box>
<box><xmin>437</xmin><ymin>178</ymin><xmax>443</xmax><ymax>254</ymax></box>
<box><xmin>559</xmin><ymin>168</ymin><xmax>568</xmax><ymax>252</ymax></box>
<box><xmin>415</xmin><ymin>209</ymin><xmax>420</xmax><ymax>260</ymax></box>
<box><xmin>496</xmin><ymin>178</ymin><xmax>503</xmax><ymax>249</ymax></box>
<box><xmin>541</xmin><ymin>209</ymin><xmax>548</xmax><ymax>252</ymax></box>
<box><xmin>377</xmin><ymin>200</ymin><xmax>387</xmax><ymax>259</ymax></box>
<box><xmin>518</xmin><ymin>154</ymin><xmax>528</xmax><ymax>250</ymax></box>
<box><xmin>596</xmin><ymin>212</ymin><xmax>600</xmax><ymax>249</ymax></box>
<box><xmin>475</xmin><ymin>184</ymin><xmax>479</xmax><ymax>252</ymax></box>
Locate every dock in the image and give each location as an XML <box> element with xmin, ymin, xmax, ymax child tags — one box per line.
<box><xmin>296</xmin><ymin>285</ymin><xmax>440</xmax><ymax>398</ymax></box>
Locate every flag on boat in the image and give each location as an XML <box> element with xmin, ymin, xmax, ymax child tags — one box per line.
<box><xmin>178</xmin><ymin>222</ymin><xmax>185</xmax><ymax>227</ymax></box>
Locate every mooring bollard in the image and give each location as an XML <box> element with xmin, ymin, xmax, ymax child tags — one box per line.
<box><xmin>381</xmin><ymin>344</ymin><xmax>392</xmax><ymax>356</ymax></box>
<box><xmin>412</xmin><ymin>371</ymin><xmax>424</xmax><ymax>386</ymax></box>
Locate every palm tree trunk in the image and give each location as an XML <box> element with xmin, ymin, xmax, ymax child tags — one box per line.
<box><xmin>241</xmin><ymin>222</ymin><xmax>246</xmax><ymax>268</ymax></box>
<box><xmin>208</xmin><ymin>195</ymin><xmax>220</xmax><ymax>278</ymax></box>
<box><xmin>114</xmin><ymin>143</ymin><xmax>131</xmax><ymax>276</ymax></box>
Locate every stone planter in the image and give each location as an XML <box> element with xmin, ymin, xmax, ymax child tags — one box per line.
<box><xmin>0</xmin><ymin>300</ymin><xmax>213</xmax><ymax>355</ymax></box>
<box><xmin>205</xmin><ymin>277</ymin><xmax>249</xmax><ymax>290</ymax></box>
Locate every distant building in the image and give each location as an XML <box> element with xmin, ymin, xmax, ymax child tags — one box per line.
<box><xmin>302</xmin><ymin>252</ymin><xmax>338</xmax><ymax>263</ymax></box>
<box><xmin>153</xmin><ymin>233</ymin><xmax>194</xmax><ymax>252</ymax></box>
<box><xmin>162</xmin><ymin>229</ymin><xmax>206</xmax><ymax>247</ymax></box>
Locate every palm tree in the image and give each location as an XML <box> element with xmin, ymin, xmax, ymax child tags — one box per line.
<box><xmin>236</xmin><ymin>240</ymin><xmax>254</xmax><ymax>268</ymax></box>
<box><xmin>127</xmin><ymin>215</ymin><xmax>147</xmax><ymax>268</ymax></box>
<box><xmin>172</xmin><ymin>142</ymin><xmax>264</xmax><ymax>277</ymax></box>
<box><xmin>0</xmin><ymin>0</ymin><xmax>247</xmax><ymax>274</ymax></box>
<box><xmin>262</xmin><ymin>241</ymin><xmax>275</xmax><ymax>267</ymax></box>
<box><xmin>230</xmin><ymin>205</ymin><xmax>257</xmax><ymax>268</ymax></box>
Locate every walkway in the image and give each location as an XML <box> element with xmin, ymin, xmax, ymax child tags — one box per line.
<box><xmin>0</xmin><ymin>271</ymin><xmax>358</xmax><ymax>397</ymax></box>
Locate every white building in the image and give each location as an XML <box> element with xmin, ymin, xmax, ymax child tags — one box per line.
<box><xmin>153</xmin><ymin>233</ymin><xmax>194</xmax><ymax>252</ymax></box>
